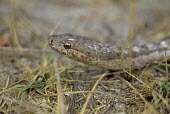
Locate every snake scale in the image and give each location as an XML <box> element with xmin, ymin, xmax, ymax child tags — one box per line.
<box><xmin>48</xmin><ymin>33</ymin><xmax>170</xmax><ymax>70</ymax></box>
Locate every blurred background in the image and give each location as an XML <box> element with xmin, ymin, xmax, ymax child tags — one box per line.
<box><xmin>0</xmin><ymin>0</ymin><xmax>170</xmax><ymax>49</ymax></box>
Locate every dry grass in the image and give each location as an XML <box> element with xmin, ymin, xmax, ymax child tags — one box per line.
<box><xmin>0</xmin><ymin>54</ymin><xmax>169</xmax><ymax>114</ymax></box>
<box><xmin>0</xmin><ymin>57</ymin><xmax>169</xmax><ymax>113</ymax></box>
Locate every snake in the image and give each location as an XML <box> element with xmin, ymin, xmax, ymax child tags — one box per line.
<box><xmin>48</xmin><ymin>33</ymin><xmax>170</xmax><ymax>70</ymax></box>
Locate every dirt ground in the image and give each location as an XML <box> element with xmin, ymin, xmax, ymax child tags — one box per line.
<box><xmin>0</xmin><ymin>0</ymin><xmax>170</xmax><ymax>114</ymax></box>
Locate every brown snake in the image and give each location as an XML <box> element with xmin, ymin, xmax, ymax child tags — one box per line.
<box><xmin>48</xmin><ymin>33</ymin><xmax>170</xmax><ymax>70</ymax></box>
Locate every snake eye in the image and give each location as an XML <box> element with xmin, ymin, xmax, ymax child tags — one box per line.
<box><xmin>64</xmin><ymin>43</ymin><xmax>71</xmax><ymax>49</ymax></box>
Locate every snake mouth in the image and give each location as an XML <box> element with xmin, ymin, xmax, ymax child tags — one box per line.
<box><xmin>66</xmin><ymin>49</ymin><xmax>89</xmax><ymax>61</ymax></box>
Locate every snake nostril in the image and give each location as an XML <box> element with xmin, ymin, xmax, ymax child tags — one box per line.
<box><xmin>48</xmin><ymin>37</ymin><xmax>54</xmax><ymax>45</ymax></box>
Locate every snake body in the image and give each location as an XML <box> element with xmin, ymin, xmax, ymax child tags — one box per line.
<box><xmin>48</xmin><ymin>33</ymin><xmax>170</xmax><ymax>70</ymax></box>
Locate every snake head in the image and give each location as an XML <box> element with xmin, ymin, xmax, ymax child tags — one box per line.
<box><xmin>48</xmin><ymin>33</ymin><xmax>117</xmax><ymax>68</ymax></box>
<box><xmin>48</xmin><ymin>33</ymin><xmax>90</xmax><ymax>62</ymax></box>
<box><xmin>48</xmin><ymin>33</ymin><xmax>74</xmax><ymax>50</ymax></box>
